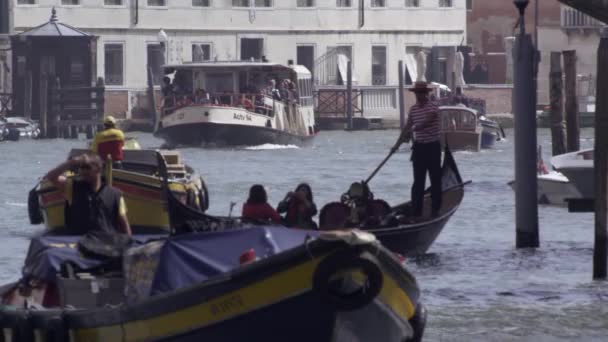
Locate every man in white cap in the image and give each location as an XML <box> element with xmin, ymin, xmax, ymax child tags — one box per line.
<box><xmin>91</xmin><ymin>116</ymin><xmax>125</xmax><ymax>166</ymax></box>
<box><xmin>392</xmin><ymin>81</ymin><xmax>442</xmax><ymax>218</ymax></box>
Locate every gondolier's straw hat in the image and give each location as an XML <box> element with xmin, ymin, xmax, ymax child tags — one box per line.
<box><xmin>408</xmin><ymin>81</ymin><xmax>434</xmax><ymax>93</ymax></box>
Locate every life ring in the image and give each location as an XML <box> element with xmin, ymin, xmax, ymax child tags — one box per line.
<box><xmin>312</xmin><ymin>249</ymin><xmax>383</xmax><ymax>312</ymax></box>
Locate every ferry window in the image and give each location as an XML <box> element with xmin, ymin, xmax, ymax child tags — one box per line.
<box><xmin>254</xmin><ymin>0</ymin><xmax>271</xmax><ymax>6</ymax></box>
<box><xmin>148</xmin><ymin>0</ymin><xmax>166</xmax><ymax>6</ymax></box>
<box><xmin>371</xmin><ymin>0</ymin><xmax>385</xmax><ymax>7</ymax></box>
<box><xmin>16</xmin><ymin>0</ymin><xmax>36</xmax><ymax>5</ymax></box>
<box><xmin>147</xmin><ymin>44</ymin><xmax>164</xmax><ymax>85</ymax></box>
<box><xmin>439</xmin><ymin>0</ymin><xmax>452</xmax><ymax>7</ymax></box>
<box><xmin>62</xmin><ymin>0</ymin><xmax>80</xmax><ymax>5</ymax></box>
<box><xmin>405</xmin><ymin>0</ymin><xmax>419</xmax><ymax>7</ymax></box>
<box><xmin>466</xmin><ymin>0</ymin><xmax>472</xmax><ymax>10</ymax></box>
<box><xmin>337</xmin><ymin>0</ymin><xmax>351</xmax><ymax>7</ymax></box>
<box><xmin>206</xmin><ymin>73</ymin><xmax>234</xmax><ymax>94</ymax></box>
<box><xmin>105</xmin><ymin>0</ymin><xmax>123</xmax><ymax>5</ymax></box>
<box><xmin>192</xmin><ymin>44</ymin><xmax>211</xmax><ymax>62</ymax></box>
<box><xmin>297</xmin><ymin>0</ymin><xmax>314</xmax><ymax>7</ymax></box>
<box><xmin>193</xmin><ymin>0</ymin><xmax>210</xmax><ymax>6</ymax></box>
<box><xmin>372</xmin><ymin>46</ymin><xmax>387</xmax><ymax>85</ymax></box>
<box><xmin>104</xmin><ymin>44</ymin><xmax>124</xmax><ymax>86</ymax></box>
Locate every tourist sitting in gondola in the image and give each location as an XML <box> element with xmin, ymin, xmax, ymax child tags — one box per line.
<box><xmin>277</xmin><ymin>183</ymin><xmax>318</xmax><ymax>230</ymax></box>
<box><xmin>242</xmin><ymin>184</ymin><xmax>281</xmax><ymax>224</ymax></box>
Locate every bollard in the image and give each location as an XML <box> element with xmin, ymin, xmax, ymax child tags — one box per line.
<box><xmin>513</xmin><ymin>0</ymin><xmax>539</xmax><ymax>248</ymax></box>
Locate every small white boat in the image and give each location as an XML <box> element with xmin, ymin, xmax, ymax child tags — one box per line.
<box><xmin>509</xmin><ymin>147</ymin><xmax>582</xmax><ymax>206</ymax></box>
<box><xmin>551</xmin><ymin>149</ymin><xmax>594</xmax><ymax>199</ymax></box>
<box><xmin>508</xmin><ymin>171</ymin><xmax>581</xmax><ymax>206</ymax></box>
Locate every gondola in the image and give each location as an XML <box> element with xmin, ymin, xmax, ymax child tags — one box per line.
<box><xmin>319</xmin><ymin>146</ymin><xmax>467</xmax><ymax>257</ymax></box>
<box><xmin>0</xmin><ymin>152</ymin><xmax>428</xmax><ymax>342</ymax></box>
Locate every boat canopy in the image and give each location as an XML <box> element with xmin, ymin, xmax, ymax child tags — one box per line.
<box><xmin>21</xmin><ymin>235</ymin><xmax>163</xmax><ymax>282</ymax></box>
<box><xmin>147</xmin><ymin>227</ymin><xmax>320</xmax><ymax>295</ymax></box>
<box><xmin>163</xmin><ymin>62</ymin><xmax>311</xmax><ymax>80</ymax></box>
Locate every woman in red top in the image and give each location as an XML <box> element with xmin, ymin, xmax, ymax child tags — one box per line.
<box><xmin>242</xmin><ymin>184</ymin><xmax>281</xmax><ymax>224</ymax></box>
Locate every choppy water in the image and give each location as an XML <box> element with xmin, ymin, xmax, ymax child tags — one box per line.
<box><xmin>1</xmin><ymin>128</ymin><xmax>606</xmax><ymax>341</ymax></box>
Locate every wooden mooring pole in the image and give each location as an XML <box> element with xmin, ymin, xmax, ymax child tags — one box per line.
<box><xmin>346</xmin><ymin>61</ymin><xmax>353</xmax><ymax>131</ymax></box>
<box><xmin>398</xmin><ymin>60</ymin><xmax>406</xmax><ymax>129</ymax></box>
<box><xmin>549</xmin><ymin>52</ymin><xmax>566</xmax><ymax>156</ymax></box>
<box><xmin>563</xmin><ymin>50</ymin><xmax>580</xmax><ymax>152</ymax></box>
<box><xmin>513</xmin><ymin>0</ymin><xmax>539</xmax><ymax>248</ymax></box>
<box><xmin>593</xmin><ymin>31</ymin><xmax>608</xmax><ymax>280</ymax></box>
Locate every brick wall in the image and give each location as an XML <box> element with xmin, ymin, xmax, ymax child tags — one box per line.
<box><xmin>104</xmin><ymin>90</ymin><xmax>128</xmax><ymax>119</ymax></box>
<box><xmin>463</xmin><ymin>85</ymin><xmax>513</xmax><ymax>114</ymax></box>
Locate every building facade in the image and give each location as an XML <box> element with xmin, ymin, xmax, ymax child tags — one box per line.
<box><xmin>11</xmin><ymin>0</ymin><xmax>466</xmax><ymax>119</ymax></box>
<box><xmin>467</xmin><ymin>0</ymin><xmax>604</xmax><ymax>104</ymax></box>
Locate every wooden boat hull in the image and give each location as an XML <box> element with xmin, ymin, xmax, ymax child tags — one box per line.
<box><xmin>367</xmin><ymin>187</ymin><xmax>463</xmax><ymax>256</ymax></box>
<box><xmin>0</xmin><ymin>231</ymin><xmax>426</xmax><ymax>342</ymax></box>
<box><xmin>31</xmin><ymin>149</ymin><xmax>207</xmax><ymax>234</ymax></box>
<box><xmin>442</xmin><ymin>131</ymin><xmax>481</xmax><ymax>152</ymax></box>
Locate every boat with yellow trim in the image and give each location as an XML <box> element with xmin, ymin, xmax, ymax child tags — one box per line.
<box><xmin>28</xmin><ymin>148</ymin><xmax>209</xmax><ymax>234</ymax></box>
<box><xmin>0</xmin><ymin>227</ymin><xmax>426</xmax><ymax>342</ymax></box>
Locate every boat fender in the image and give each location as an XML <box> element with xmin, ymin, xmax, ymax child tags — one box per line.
<box><xmin>312</xmin><ymin>250</ymin><xmax>383</xmax><ymax>312</ymax></box>
<box><xmin>0</xmin><ymin>307</ymin><xmax>33</xmax><ymax>342</ymax></box>
<box><xmin>198</xmin><ymin>177</ymin><xmax>210</xmax><ymax>211</ymax></box>
<box><xmin>29</xmin><ymin>309</ymin><xmax>68</xmax><ymax>342</ymax></box>
<box><xmin>28</xmin><ymin>187</ymin><xmax>44</xmax><ymax>225</ymax></box>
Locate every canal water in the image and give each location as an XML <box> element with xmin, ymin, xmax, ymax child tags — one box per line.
<box><xmin>0</xmin><ymin>128</ymin><xmax>605</xmax><ymax>341</ymax></box>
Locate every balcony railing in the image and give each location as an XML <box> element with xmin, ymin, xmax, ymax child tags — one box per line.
<box><xmin>561</xmin><ymin>7</ymin><xmax>606</xmax><ymax>29</ymax></box>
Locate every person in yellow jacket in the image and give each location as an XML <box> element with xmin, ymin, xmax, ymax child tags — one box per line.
<box><xmin>92</xmin><ymin>116</ymin><xmax>125</xmax><ymax>165</ymax></box>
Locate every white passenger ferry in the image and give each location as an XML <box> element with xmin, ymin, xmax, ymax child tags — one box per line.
<box><xmin>154</xmin><ymin>61</ymin><xmax>316</xmax><ymax>147</ymax></box>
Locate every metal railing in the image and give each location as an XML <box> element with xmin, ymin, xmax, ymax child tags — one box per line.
<box><xmin>561</xmin><ymin>6</ymin><xmax>605</xmax><ymax>29</ymax></box>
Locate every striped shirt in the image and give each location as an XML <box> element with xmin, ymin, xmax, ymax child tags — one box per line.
<box><xmin>409</xmin><ymin>102</ymin><xmax>440</xmax><ymax>143</ymax></box>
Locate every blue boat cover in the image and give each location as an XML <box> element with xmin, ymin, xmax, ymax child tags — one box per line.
<box><xmin>22</xmin><ymin>235</ymin><xmax>165</xmax><ymax>282</ymax></box>
<box><xmin>150</xmin><ymin>226</ymin><xmax>320</xmax><ymax>295</ymax></box>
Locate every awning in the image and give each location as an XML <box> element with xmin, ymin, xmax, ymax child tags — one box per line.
<box><xmin>404</xmin><ymin>53</ymin><xmax>418</xmax><ymax>83</ymax></box>
<box><xmin>558</xmin><ymin>0</ymin><xmax>608</xmax><ymax>24</ymax></box>
<box><xmin>336</xmin><ymin>54</ymin><xmax>357</xmax><ymax>85</ymax></box>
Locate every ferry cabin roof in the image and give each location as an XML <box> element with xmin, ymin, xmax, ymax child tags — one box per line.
<box><xmin>161</xmin><ymin>62</ymin><xmax>314</xmax><ymax>108</ymax></box>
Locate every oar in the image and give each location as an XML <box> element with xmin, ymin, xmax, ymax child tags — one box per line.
<box><xmin>364</xmin><ymin>148</ymin><xmax>398</xmax><ymax>185</ymax></box>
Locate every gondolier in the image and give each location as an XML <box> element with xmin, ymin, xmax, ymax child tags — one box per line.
<box><xmin>392</xmin><ymin>81</ymin><xmax>442</xmax><ymax>217</ymax></box>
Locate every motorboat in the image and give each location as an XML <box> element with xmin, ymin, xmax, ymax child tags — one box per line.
<box><xmin>438</xmin><ymin>106</ymin><xmax>482</xmax><ymax>152</ymax></box>
<box><xmin>551</xmin><ymin>148</ymin><xmax>594</xmax><ymax>199</ymax></box>
<box><xmin>155</xmin><ymin>61</ymin><xmax>316</xmax><ymax>147</ymax></box>
<box><xmin>1</xmin><ymin>116</ymin><xmax>40</xmax><ymax>141</ymax></box>
<box><xmin>479</xmin><ymin>115</ymin><xmax>506</xmax><ymax>149</ymax></box>
<box><xmin>28</xmin><ymin>149</ymin><xmax>209</xmax><ymax>234</ymax></box>
<box><xmin>319</xmin><ymin>146</ymin><xmax>467</xmax><ymax>256</ymax></box>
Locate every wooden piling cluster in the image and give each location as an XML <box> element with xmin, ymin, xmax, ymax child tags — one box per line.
<box><xmin>549</xmin><ymin>52</ymin><xmax>566</xmax><ymax>156</ymax></box>
<box><xmin>547</xmin><ymin>50</ymin><xmax>581</xmax><ymax>155</ymax></box>
<box><xmin>43</xmin><ymin>77</ymin><xmax>105</xmax><ymax>139</ymax></box>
